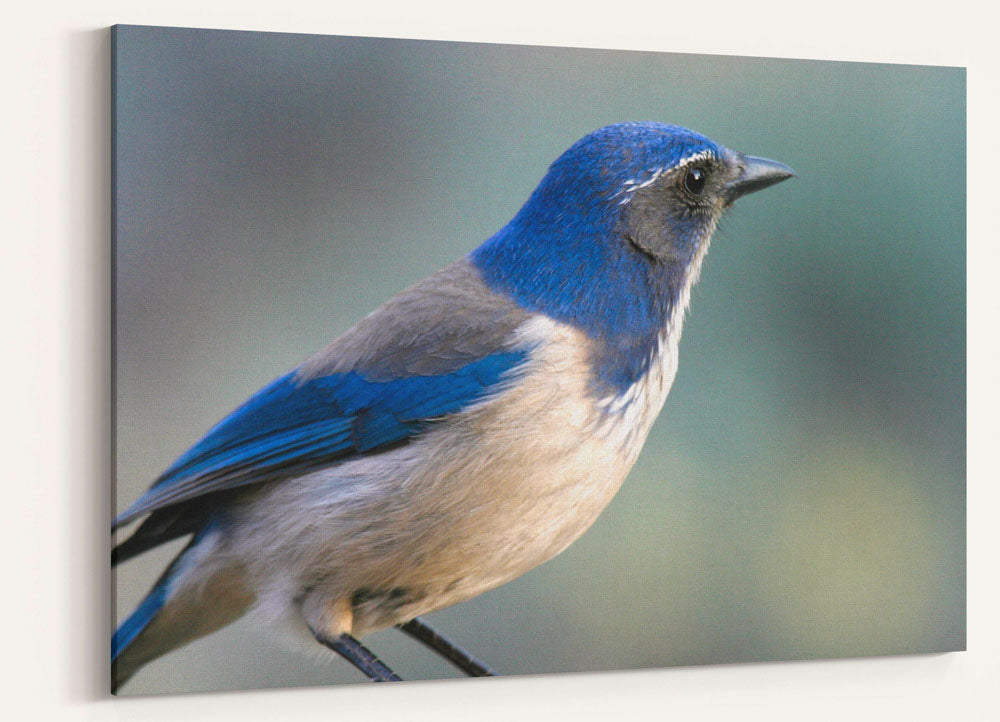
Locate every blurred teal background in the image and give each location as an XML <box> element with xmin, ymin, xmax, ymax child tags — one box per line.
<box><xmin>113</xmin><ymin>25</ymin><xmax>965</xmax><ymax>695</ymax></box>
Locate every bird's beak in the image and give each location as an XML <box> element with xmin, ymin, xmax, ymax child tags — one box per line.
<box><xmin>724</xmin><ymin>154</ymin><xmax>797</xmax><ymax>203</ymax></box>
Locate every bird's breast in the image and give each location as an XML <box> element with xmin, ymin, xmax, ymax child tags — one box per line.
<box><xmin>503</xmin><ymin>314</ymin><xmax>680</xmax><ymax>464</ymax></box>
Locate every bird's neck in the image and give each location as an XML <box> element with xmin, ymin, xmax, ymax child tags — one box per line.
<box><xmin>471</xmin><ymin>216</ymin><xmax>707</xmax><ymax>397</ymax></box>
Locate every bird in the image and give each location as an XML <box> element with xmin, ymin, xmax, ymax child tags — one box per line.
<box><xmin>111</xmin><ymin>121</ymin><xmax>795</xmax><ymax>690</ymax></box>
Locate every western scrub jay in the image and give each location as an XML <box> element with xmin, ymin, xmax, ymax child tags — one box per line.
<box><xmin>112</xmin><ymin>121</ymin><xmax>795</xmax><ymax>689</ymax></box>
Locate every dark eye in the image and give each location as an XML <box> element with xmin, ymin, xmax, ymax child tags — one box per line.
<box><xmin>684</xmin><ymin>167</ymin><xmax>707</xmax><ymax>195</ymax></box>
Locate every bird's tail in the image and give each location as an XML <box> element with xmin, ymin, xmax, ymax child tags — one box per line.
<box><xmin>112</xmin><ymin>531</ymin><xmax>254</xmax><ymax>692</ymax></box>
<box><xmin>112</xmin><ymin>572</ymin><xmax>170</xmax><ymax>688</ymax></box>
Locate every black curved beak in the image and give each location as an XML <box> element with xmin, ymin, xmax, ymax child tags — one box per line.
<box><xmin>725</xmin><ymin>154</ymin><xmax>797</xmax><ymax>203</ymax></box>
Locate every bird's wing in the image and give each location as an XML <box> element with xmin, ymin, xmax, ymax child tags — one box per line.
<box><xmin>113</xmin><ymin>259</ymin><xmax>532</xmax><ymax>530</ymax></box>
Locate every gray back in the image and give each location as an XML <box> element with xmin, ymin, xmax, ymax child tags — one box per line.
<box><xmin>297</xmin><ymin>258</ymin><xmax>532</xmax><ymax>382</ymax></box>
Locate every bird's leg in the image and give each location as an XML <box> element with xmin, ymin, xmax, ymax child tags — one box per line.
<box><xmin>397</xmin><ymin>617</ymin><xmax>497</xmax><ymax>677</ymax></box>
<box><xmin>307</xmin><ymin>597</ymin><xmax>402</xmax><ymax>682</ymax></box>
<box><xmin>311</xmin><ymin>628</ymin><xmax>403</xmax><ymax>682</ymax></box>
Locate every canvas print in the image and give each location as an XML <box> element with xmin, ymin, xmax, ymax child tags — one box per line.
<box><xmin>111</xmin><ymin>24</ymin><xmax>966</xmax><ymax>695</ymax></box>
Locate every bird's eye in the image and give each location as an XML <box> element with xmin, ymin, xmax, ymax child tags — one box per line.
<box><xmin>684</xmin><ymin>167</ymin><xmax>707</xmax><ymax>195</ymax></box>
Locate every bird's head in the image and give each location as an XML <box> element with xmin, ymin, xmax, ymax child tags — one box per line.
<box><xmin>566</xmin><ymin>122</ymin><xmax>795</xmax><ymax>263</ymax></box>
<box><xmin>472</xmin><ymin>122</ymin><xmax>795</xmax><ymax>385</ymax></box>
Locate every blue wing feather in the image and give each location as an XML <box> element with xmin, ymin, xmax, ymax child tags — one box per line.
<box><xmin>113</xmin><ymin>350</ymin><xmax>527</xmax><ymax>528</ymax></box>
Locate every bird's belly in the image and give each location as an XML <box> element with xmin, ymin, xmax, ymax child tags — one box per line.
<box><xmin>247</xmin><ymin>401</ymin><xmax>636</xmax><ymax>633</ymax></box>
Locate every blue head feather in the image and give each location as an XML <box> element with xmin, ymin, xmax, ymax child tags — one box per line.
<box><xmin>471</xmin><ymin>122</ymin><xmax>724</xmax><ymax>394</ymax></box>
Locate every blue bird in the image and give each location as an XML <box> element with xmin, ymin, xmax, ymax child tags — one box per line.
<box><xmin>112</xmin><ymin>121</ymin><xmax>795</xmax><ymax>689</ymax></box>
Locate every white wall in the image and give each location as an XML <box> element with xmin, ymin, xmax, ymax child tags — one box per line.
<box><xmin>3</xmin><ymin>1</ymin><xmax>997</xmax><ymax>720</ymax></box>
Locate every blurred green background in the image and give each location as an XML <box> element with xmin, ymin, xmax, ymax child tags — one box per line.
<box><xmin>113</xmin><ymin>25</ymin><xmax>965</xmax><ymax>695</ymax></box>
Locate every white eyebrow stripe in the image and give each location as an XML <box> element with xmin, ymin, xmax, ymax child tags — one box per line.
<box><xmin>634</xmin><ymin>166</ymin><xmax>666</xmax><ymax>189</ymax></box>
<box><xmin>612</xmin><ymin>149</ymin><xmax>716</xmax><ymax>206</ymax></box>
<box><xmin>612</xmin><ymin>165</ymin><xmax>664</xmax><ymax>204</ymax></box>
<box><xmin>674</xmin><ymin>149</ymin><xmax>715</xmax><ymax>169</ymax></box>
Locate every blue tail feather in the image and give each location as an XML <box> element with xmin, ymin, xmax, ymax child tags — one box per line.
<box><xmin>112</xmin><ymin>577</ymin><xmax>170</xmax><ymax>661</ymax></box>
